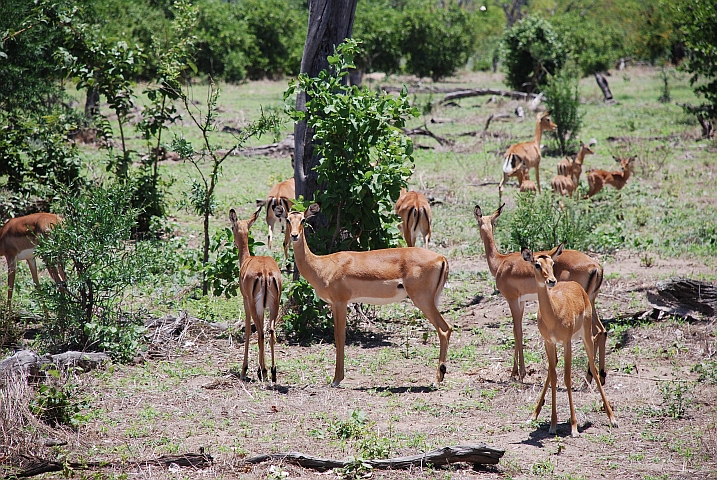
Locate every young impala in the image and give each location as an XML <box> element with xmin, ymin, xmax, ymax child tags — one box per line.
<box><xmin>229</xmin><ymin>204</ymin><xmax>283</xmax><ymax>382</ymax></box>
<box><xmin>557</xmin><ymin>142</ymin><xmax>594</xmax><ymax>188</ymax></box>
<box><xmin>284</xmin><ymin>204</ymin><xmax>451</xmax><ymax>387</ymax></box>
<box><xmin>395</xmin><ymin>188</ymin><xmax>432</xmax><ymax>248</ymax></box>
<box><xmin>262</xmin><ymin>177</ymin><xmax>295</xmax><ymax>260</ymax></box>
<box><xmin>0</xmin><ymin>213</ymin><xmax>66</xmax><ymax>311</ymax></box>
<box><xmin>474</xmin><ymin>204</ymin><xmax>607</xmax><ymax>384</ymax></box>
<box><xmin>522</xmin><ymin>245</ymin><xmax>618</xmax><ymax>437</ymax></box>
<box><xmin>586</xmin><ymin>156</ymin><xmax>635</xmax><ymax>197</ymax></box>
<box><xmin>499</xmin><ymin>111</ymin><xmax>557</xmax><ymax>203</ymax></box>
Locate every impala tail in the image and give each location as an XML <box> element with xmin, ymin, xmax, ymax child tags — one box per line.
<box><xmin>502</xmin><ymin>154</ymin><xmax>518</xmax><ymax>174</ymax></box>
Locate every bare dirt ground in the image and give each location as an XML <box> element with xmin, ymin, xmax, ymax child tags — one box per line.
<box><xmin>20</xmin><ymin>250</ymin><xmax>710</xmax><ymax>480</ymax></box>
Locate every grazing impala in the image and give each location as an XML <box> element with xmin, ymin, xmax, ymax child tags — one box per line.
<box><xmin>0</xmin><ymin>213</ymin><xmax>66</xmax><ymax>311</ymax></box>
<box><xmin>507</xmin><ymin>162</ymin><xmax>538</xmax><ymax>193</ymax></box>
<box><xmin>284</xmin><ymin>204</ymin><xmax>451</xmax><ymax>387</ymax></box>
<box><xmin>262</xmin><ymin>177</ymin><xmax>295</xmax><ymax>259</ymax></box>
<box><xmin>229</xmin><ymin>204</ymin><xmax>283</xmax><ymax>382</ymax></box>
<box><xmin>522</xmin><ymin>245</ymin><xmax>618</xmax><ymax>437</ymax></box>
<box><xmin>395</xmin><ymin>188</ymin><xmax>432</xmax><ymax>248</ymax></box>
<box><xmin>586</xmin><ymin>156</ymin><xmax>635</xmax><ymax>197</ymax></box>
<box><xmin>499</xmin><ymin>111</ymin><xmax>557</xmax><ymax>202</ymax></box>
<box><xmin>550</xmin><ymin>173</ymin><xmax>576</xmax><ymax>197</ymax></box>
<box><xmin>474</xmin><ymin>204</ymin><xmax>607</xmax><ymax>384</ymax></box>
<box><xmin>557</xmin><ymin>142</ymin><xmax>594</xmax><ymax>188</ymax></box>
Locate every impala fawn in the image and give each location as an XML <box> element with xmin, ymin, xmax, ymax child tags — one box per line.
<box><xmin>585</xmin><ymin>156</ymin><xmax>635</xmax><ymax>197</ymax></box>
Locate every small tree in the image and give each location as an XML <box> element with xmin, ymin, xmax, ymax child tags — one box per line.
<box><xmin>172</xmin><ymin>80</ymin><xmax>281</xmax><ymax>296</ymax></box>
<box><xmin>34</xmin><ymin>184</ymin><xmax>154</xmax><ymax>362</ymax></box>
<box><xmin>543</xmin><ymin>67</ymin><xmax>584</xmax><ymax>155</ymax></box>
<box><xmin>285</xmin><ymin>39</ymin><xmax>418</xmax><ymax>253</ymax></box>
<box><xmin>501</xmin><ymin>15</ymin><xmax>567</xmax><ymax>93</ymax></box>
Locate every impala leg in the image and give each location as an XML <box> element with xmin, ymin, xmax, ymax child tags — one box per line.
<box><xmin>266</xmin><ymin>215</ymin><xmax>275</xmax><ymax>251</ymax></box>
<box><xmin>6</xmin><ymin>258</ymin><xmax>18</xmax><ymax>311</ymax></box>
<box><xmin>564</xmin><ymin>339</ymin><xmax>579</xmax><ymax>437</ymax></box>
<box><xmin>241</xmin><ymin>299</ymin><xmax>252</xmax><ymax>380</ymax></box>
<box><xmin>587</xmin><ymin>305</ymin><xmax>608</xmax><ymax>386</ymax></box>
<box><xmin>530</xmin><ymin>345</ymin><xmax>555</xmax><ymax>423</ymax></box>
<box><xmin>534</xmin><ymin>164</ymin><xmax>541</xmax><ymax>193</ymax></box>
<box><xmin>282</xmin><ymin>226</ymin><xmax>291</xmax><ymax>263</ymax></box>
<box><xmin>507</xmin><ymin>299</ymin><xmax>526</xmax><ymax>381</ymax></box>
<box><xmin>583</xmin><ymin>326</ymin><xmax>618</xmax><ymax>428</ymax></box>
<box><xmin>546</xmin><ymin>341</ymin><xmax>559</xmax><ymax>435</ymax></box>
<box><xmin>268</xmin><ymin>295</ymin><xmax>280</xmax><ymax>383</ymax></box>
<box><xmin>255</xmin><ymin>302</ymin><xmax>267</xmax><ymax>382</ymax></box>
<box><xmin>411</xmin><ymin>296</ymin><xmax>452</xmax><ymax>383</ymax></box>
<box><xmin>331</xmin><ymin>302</ymin><xmax>348</xmax><ymax>387</ymax></box>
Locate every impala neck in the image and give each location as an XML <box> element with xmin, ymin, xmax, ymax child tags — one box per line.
<box><xmin>533</xmin><ymin>120</ymin><xmax>544</xmax><ymax>147</ymax></box>
<box><xmin>575</xmin><ymin>148</ymin><xmax>588</xmax><ymax>165</ymax></box>
<box><xmin>480</xmin><ymin>226</ymin><xmax>505</xmax><ymax>278</ymax></box>
<box><xmin>622</xmin><ymin>165</ymin><xmax>631</xmax><ymax>181</ymax></box>
<box><xmin>236</xmin><ymin>231</ymin><xmax>252</xmax><ymax>267</ymax></box>
<box><xmin>293</xmin><ymin>229</ymin><xmax>323</xmax><ymax>286</ymax></box>
<box><xmin>535</xmin><ymin>276</ymin><xmax>558</xmax><ymax>321</ymax></box>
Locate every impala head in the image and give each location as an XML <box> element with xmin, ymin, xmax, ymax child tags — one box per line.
<box><xmin>579</xmin><ymin>142</ymin><xmax>595</xmax><ymax>156</ymax></box>
<box><xmin>521</xmin><ymin>243</ymin><xmax>564</xmax><ymax>288</ymax></box>
<box><xmin>229</xmin><ymin>204</ymin><xmax>263</xmax><ymax>244</ymax></box>
<box><xmin>287</xmin><ymin>203</ymin><xmax>320</xmax><ymax>243</ymax></box>
<box><xmin>613</xmin><ymin>155</ymin><xmax>636</xmax><ymax>171</ymax></box>
<box><xmin>539</xmin><ymin>111</ymin><xmax>557</xmax><ymax>132</ymax></box>
<box><xmin>474</xmin><ymin>203</ymin><xmax>505</xmax><ymax>234</ymax></box>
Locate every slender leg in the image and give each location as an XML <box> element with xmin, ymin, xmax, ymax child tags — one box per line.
<box><xmin>546</xmin><ymin>341</ymin><xmax>558</xmax><ymax>435</ymax></box>
<box><xmin>564</xmin><ymin>339</ymin><xmax>578</xmax><ymax>437</ymax></box>
<box><xmin>412</xmin><ymin>296</ymin><xmax>452</xmax><ymax>383</ymax></box>
<box><xmin>507</xmin><ymin>299</ymin><xmax>526</xmax><ymax>380</ymax></box>
<box><xmin>241</xmin><ymin>298</ymin><xmax>252</xmax><ymax>380</ymax></box>
<box><xmin>534</xmin><ymin>163</ymin><xmax>542</xmax><ymax>193</ymax></box>
<box><xmin>268</xmin><ymin>285</ymin><xmax>280</xmax><ymax>383</ymax></box>
<box><xmin>255</xmin><ymin>300</ymin><xmax>267</xmax><ymax>382</ymax></box>
<box><xmin>331</xmin><ymin>302</ymin><xmax>348</xmax><ymax>387</ymax></box>
<box><xmin>6</xmin><ymin>257</ymin><xmax>17</xmax><ymax>310</ymax></box>
<box><xmin>582</xmin><ymin>325</ymin><xmax>618</xmax><ymax>428</ymax></box>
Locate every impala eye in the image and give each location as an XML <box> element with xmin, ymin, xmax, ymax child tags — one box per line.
<box><xmin>535</xmin><ymin>263</ymin><xmax>542</xmax><ymax>270</ymax></box>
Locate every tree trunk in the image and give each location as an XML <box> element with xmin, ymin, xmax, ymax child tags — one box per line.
<box><xmin>594</xmin><ymin>72</ymin><xmax>614</xmax><ymax>102</ymax></box>
<box><xmin>293</xmin><ymin>0</ymin><xmax>358</xmax><ymax>204</ymax></box>
<box><xmin>84</xmin><ymin>86</ymin><xmax>100</xmax><ymax>120</ymax></box>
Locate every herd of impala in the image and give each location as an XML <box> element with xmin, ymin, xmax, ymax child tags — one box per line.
<box><xmin>0</xmin><ymin>109</ymin><xmax>629</xmax><ymax>436</ymax></box>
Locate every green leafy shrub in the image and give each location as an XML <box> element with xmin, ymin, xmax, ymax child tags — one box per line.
<box><xmin>553</xmin><ymin>14</ymin><xmax>625</xmax><ymax>76</ymax></box>
<box><xmin>503</xmin><ymin>191</ymin><xmax>614</xmax><ymax>253</ymax></box>
<box><xmin>501</xmin><ymin>15</ymin><xmax>567</xmax><ymax>93</ymax></box>
<box><xmin>400</xmin><ymin>0</ymin><xmax>477</xmax><ymax>81</ymax></box>
<box><xmin>29</xmin><ymin>369</ymin><xmax>87</xmax><ymax>429</ymax></box>
<box><xmin>282</xmin><ymin>278</ymin><xmax>333</xmax><ymax>343</ymax></box>
<box><xmin>543</xmin><ymin>67</ymin><xmax>584</xmax><ymax>155</ymax></box>
<box><xmin>34</xmin><ymin>184</ymin><xmax>155</xmax><ymax>362</ymax></box>
<box><xmin>353</xmin><ymin>0</ymin><xmax>403</xmax><ymax>76</ymax></box>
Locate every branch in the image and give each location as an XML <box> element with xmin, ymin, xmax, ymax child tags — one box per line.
<box><xmin>243</xmin><ymin>444</ymin><xmax>504</xmax><ymax>472</ymax></box>
<box><xmin>402</xmin><ymin>124</ymin><xmax>453</xmax><ymax>146</ymax></box>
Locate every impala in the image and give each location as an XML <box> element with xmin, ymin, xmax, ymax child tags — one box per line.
<box><xmin>550</xmin><ymin>173</ymin><xmax>576</xmax><ymax>197</ymax></box>
<box><xmin>522</xmin><ymin>245</ymin><xmax>618</xmax><ymax>437</ymax></box>
<box><xmin>262</xmin><ymin>177</ymin><xmax>295</xmax><ymax>260</ymax></box>
<box><xmin>557</xmin><ymin>142</ymin><xmax>594</xmax><ymax>187</ymax></box>
<box><xmin>229</xmin><ymin>204</ymin><xmax>283</xmax><ymax>382</ymax></box>
<box><xmin>507</xmin><ymin>162</ymin><xmax>537</xmax><ymax>193</ymax></box>
<box><xmin>499</xmin><ymin>111</ymin><xmax>557</xmax><ymax>202</ymax></box>
<box><xmin>586</xmin><ymin>156</ymin><xmax>635</xmax><ymax>197</ymax></box>
<box><xmin>284</xmin><ymin>204</ymin><xmax>451</xmax><ymax>387</ymax></box>
<box><xmin>0</xmin><ymin>213</ymin><xmax>66</xmax><ymax>311</ymax></box>
<box><xmin>474</xmin><ymin>204</ymin><xmax>607</xmax><ymax>384</ymax></box>
<box><xmin>395</xmin><ymin>188</ymin><xmax>432</xmax><ymax>248</ymax></box>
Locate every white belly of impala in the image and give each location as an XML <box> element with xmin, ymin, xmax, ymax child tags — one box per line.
<box><xmin>17</xmin><ymin>248</ymin><xmax>36</xmax><ymax>261</ymax></box>
<box><xmin>348</xmin><ymin>279</ymin><xmax>409</xmax><ymax>305</ymax></box>
<box><xmin>352</xmin><ymin>290</ymin><xmax>408</xmax><ymax>305</ymax></box>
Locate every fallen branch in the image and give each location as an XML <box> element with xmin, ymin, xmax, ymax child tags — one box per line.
<box><xmin>647</xmin><ymin>278</ymin><xmax>717</xmax><ymax>320</ymax></box>
<box><xmin>227</xmin><ymin>134</ymin><xmax>294</xmax><ymax>157</ymax></box>
<box><xmin>0</xmin><ymin>350</ymin><xmax>110</xmax><ymax>379</ymax></box>
<box><xmin>402</xmin><ymin>124</ymin><xmax>454</xmax><ymax>146</ymax></box>
<box><xmin>243</xmin><ymin>444</ymin><xmax>504</xmax><ymax>472</ymax></box>
<box><xmin>3</xmin><ymin>453</ymin><xmax>213</xmax><ymax>479</ymax></box>
<box><xmin>437</xmin><ymin>88</ymin><xmax>540</xmax><ymax>106</ymax></box>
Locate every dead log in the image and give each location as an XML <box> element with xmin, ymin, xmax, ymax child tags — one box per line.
<box><xmin>243</xmin><ymin>444</ymin><xmax>504</xmax><ymax>472</ymax></box>
<box><xmin>484</xmin><ymin>113</ymin><xmax>512</xmax><ymax>131</ymax></box>
<box><xmin>0</xmin><ymin>350</ymin><xmax>110</xmax><ymax>379</ymax></box>
<box><xmin>438</xmin><ymin>88</ymin><xmax>540</xmax><ymax>105</ymax></box>
<box><xmin>230</xmin><ymin>134</ymin><xmax>295</xmax><ymax>157</ymax></box>
<box><xmin>402</xmin><ymin>125</ymin><xmax>454</xmax><ymax>146</ymax></box>
<box><xmin>646</xmin><ymin>278</ymin><xmax>717</xmax><ymax>320</ymax></box>
<box><xmin>594</xmin><ymin>72</ymin><xmax>615</xmax><ymax>104</ymax></box>
<box><xmin>4</xmin><ymin>452</ymin><xmax>212</xmax><ymax>478</ymax></box>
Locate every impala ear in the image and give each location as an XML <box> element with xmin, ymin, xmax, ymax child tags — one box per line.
<box><xmin>552</xmin><ymin>243</ymin><xmax>564</xmax><ymax>258</ymax></box>
<box><xmin>229</xmin><ymin>208</ymin><xmax>238</xmax><ymax>224</ymax></box>
<box><xmin>474</xmin><ymin>205</ymin><xmax>483</xmax><ymax>221</ymax></box>
<box><xmin>305</xmin><ymin>203</ymin><xmax>321</xmax><ymax>218</ymax></box>
<box><xmin>521</xmin><ymin>247</ymin><xmax>534</xmax><ymax>263</ymax></box>
<box><xmin>256</xmin><ymin>199</ymin><xmax>266</xmax><ymax>208</ymax></box>
<box><xmin>494</xmin><ymin>203</ymin><xmax>505</xmax><ymax>219</ymax></box>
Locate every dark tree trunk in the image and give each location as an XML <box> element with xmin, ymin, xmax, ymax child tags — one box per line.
<box><xmin>84</xmin><ymin>86</ymin><xmax>100</xmax><ymax>120</ymax></box>
<box><xmin>293</xmin><ymin>0</ymin><xmax>358</xmax><ymax>205</ymax></box>
<box><xmin>502</xmin><ymin>0</ymin><xmax>527</xmax><ymax>28</ymax></box>
<box><xmin>594</xmin><ymin>72</ymin><xmax>614</xmax><ymax>102</ymax></box>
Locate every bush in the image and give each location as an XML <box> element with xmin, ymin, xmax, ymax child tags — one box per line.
<box><xmin>282</xmin><ymin>278</ymin><xmax>333</xmax><ymax>343</ymax></box>
<box><xmin>543</xmin><ymin>67</ymin><xmax>584</xmax><ymax>155</ymax></box>
<box><xmin>353</xmin><ymin>0</ymin><xmax>403</xmax><ymax>76</ymax></box>
<box><xmin>553</xmin><ymin>14</ymin><xmax>626</xmax><ymax>76</ymax></box>
<box><xmin>34</xmin><ymin>184</ymin><xmax>155</xmax><ymax>362</ymax></box>
<box><xmin>501</xmin><ymin>15</ymin><xmax>568</xmax><ymax>93</ymax></box>
<box><xmin>400</xmin><ymin>0</ymin><xmax>477</xmax><ymax>81</ymax></box>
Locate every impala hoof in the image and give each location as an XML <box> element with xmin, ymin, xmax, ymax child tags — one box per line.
<box><xmin>258</xmin><ymin>367</ymin><xmax>268</xmax><ymax>381</ymax></box>
<box><xmin>330</xmin><ymin>381</ymin><xmax>342</xmax><ymax>388</ymax></box>
<box><xmin>600</xmin><ymin>369</ymin><xmax>607</xmax><ymax>386</ymax></box>
<box><xmin>271</xmin><ymin>366</ymin><xmax>277</xmax><ymax>383</ymax></box>
<box><xmin>437</xmin><ymin>363</ymin><xmax>447</xmax><ymax>382</ymax></box>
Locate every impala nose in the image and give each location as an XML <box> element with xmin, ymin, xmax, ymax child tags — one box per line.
<box><xmin>547</xmin><ymin>279</ymin><xmax>557</xmax><ymax>288</ymax></box>
<box><xmin>291</xmin><ymin>234</ymin><xmax>299</xmax><ymax>242</ymax></box>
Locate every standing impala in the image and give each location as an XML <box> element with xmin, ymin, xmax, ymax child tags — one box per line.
<box><xmin>522</xmin><ymin>245</ymin><xmax>617</xmax><ymax>437</ymax></box>
<box><xmin>474</xmin><ymin>204</ymin><xmax>607</xmax><ymax>384</ymax></box>
<box><xmin>395</xmin><ymin>188</ymin><xmax>432</xmax><ymax>248</ymax></box>
<box><xmin>284</xmin><ymin>204</ymin><xmax>451</xmax><ymax>387</ymax></box>
<box><xmin>499</xmin><ymin>111</ymin><xmax>557</xmax><ymax>202</ymax></box>
<box><xmin>0</xmin><ymin>213</ymin><xmax>66</xmax><ymax>311</ymax></box>
<box><xmin>229</xmin><ymin>204</ymin><xmax>283</xmax><ymax>382</ymax></box>
<box><xmin>262</xmin><ymin>177</ymin><xmax>295</xmax><ymax>260</ymax></box>
<box><xmin>557</xmin><ymin>142</ymin><xmax>594</xmax><ymax>188</ymax></box>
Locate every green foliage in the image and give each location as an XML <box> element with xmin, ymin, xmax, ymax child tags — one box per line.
<box><xmin>504</xmin><ymin>191</ymin><xmax>615</xmax><ymax>253</ymax></box>
<box><xmin>543</xmin><ymin>67</ymin><xmax>584</xmax><ymax>155</ymax></box>
<box><xmin>671</xmin><ymin>0</ymin><xmax>717</xmax><ymax>118</ymax></box>
<box><xmin>400</xmin><ymin>0</ymin><xmax>477</xmax><ymax>81</ymax></box>
<box><xmin>353</xmin><ymin>0</ymin><xmax>403</xmax><ymax>76</ymax></box>
<box><xmin>501</xmin><ymin>15</ymin><xmax>568</xmax><ymax>93</ymax></box>
<box><xmin>659</xmin><ymin>380</ymin><xmax>694</xmax><ymax>419</ymax></box>
<box><xmin>202</xmin><ymin>227</ymin><xmax>262</xmax><ymax>298</ymax></box>
<box><xmin>282</xmin><ymin>278</ymin><xmax>333</xmax><ymax>342</ymax></box>
<box><xmin>553</xmin><ymin>14</ymin><xmax>625</xmax><ymax>76</ymax></box>
<box><xmin>34</xmin><ymin>184</ymin><xmax>153</xmax><ymax>362</ymax></box>
<box><xmin>286</xmin><ymin>40</ymin><xmax>418</xmax><ymax>253</ymax></box>
<box><xmin>333</xmin><ymin>409</ymin><xmax>368</xmax><ymax>440</ymax></box>
<box><xmin>29</xmin><ymin>369</ymin><xmax>86</xmax><ymax>429</ymax></box>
